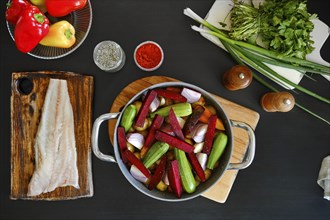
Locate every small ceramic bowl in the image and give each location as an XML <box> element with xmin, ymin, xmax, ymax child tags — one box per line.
<box><xmin>134</xmin><ymin>41</ymin><xmax>164</xmax><ymax>71</ymax></box>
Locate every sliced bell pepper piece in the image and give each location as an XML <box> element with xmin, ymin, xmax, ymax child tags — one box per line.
<box><xmin>199</xmin><ymin>106</ymin><xmax>225</xmax><ymax>131</ymax></box>
<box><xmin>154</xmin><ymin>130</ymin><xmax>194</xmax><ymax>153</ymax></box>
<box><xmin>148</xmin><ymin>155</ymin><xmax>167</xmax><ymax>190</ymax></box>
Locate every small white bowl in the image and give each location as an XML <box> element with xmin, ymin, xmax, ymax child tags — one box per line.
<box><xmin>134</xmin><ymin>41</ymin><xmax>164</xmax><ymax>71</ymax></box>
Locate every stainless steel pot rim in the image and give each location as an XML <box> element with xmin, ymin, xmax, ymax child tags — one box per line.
<box><xmin>92</xmin><ymin>81</ymin><xmax>256</xmax><ymax>202</ymax></box>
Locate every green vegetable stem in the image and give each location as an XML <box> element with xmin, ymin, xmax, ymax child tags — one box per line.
<box><xmin>230</xmin><ymin>0</ymin><xmax>317</xmax><ymax>59</ymax></box>
<box><xmin>183</xmin><ymin>7</ymin><xmax>330</xmax><ymax>125</ymax></box>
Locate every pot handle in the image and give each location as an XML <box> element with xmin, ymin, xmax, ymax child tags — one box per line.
<box><xmin>92</xmin><ymin>112</ymin><xmax>120</xmax><ymax>163</ymax></box>
<box><xmin>227</xmin><ymin>120</ymin><xmax>256</xmax><ymax>170</ymax></box>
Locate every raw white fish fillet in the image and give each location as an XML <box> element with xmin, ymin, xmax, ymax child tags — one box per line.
<box><xmin>27</xmin><ymin>79</ymin><xmax>79</xmax><ymax>196</ymax></box>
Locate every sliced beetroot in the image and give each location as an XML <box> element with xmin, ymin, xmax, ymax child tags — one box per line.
<box><xmin>159</xmin><ymin>123</ymin><xmax>175</xmax><ymax>136</ymax></box>
<box><xmin>124</xmin><ymin>150</ymin><xmax>151</xmax><ymax>178</ymax></box>
<box><xmin>117</xmin><ymin>127</ymin><xmax>128</xmax><ymax>163</ymax></box>
<box><xmin>135</xmin><ymin>90</ymin><xmax>158</xmax><ymax>127</ymax></box>
<box><xmin>167</xmin><ymin>160</ymin><xmax>182</xmax><ymax>198</ymax></box>
<box><xmin>166</xmin><ymin>87</ymin><xmax>182</xmax><ymax>93</ymax></box>
<box><xmin>144</xmin><ymin>114</ymin><xmax>164</xmax><ymax>147</ymax></box>
<box><xmin>141</xmin><ymin>115</ymin><xmax>165</xmax><ymax>157</ymax></box>
<box><xmin>187</xmin><ymin>152</ymin><xmax>206</xmax><ymax>182</ymax></box>
<box><xmin>154</xmin><ymin>89</ymin><xmax>187</xmax><ymax>102</ymax></box>
<box><xmin>154</xmin><ymin>130</ymin><xmax>194</xmax><ymax>153</ymax></box>
<box><xmin>148</xmin><ymin>155</ymin><xmax>167</xmax><ymax>190</ymax></box>
<box><xmin>202</xmin><ymin>115</ymin><xmax>217</xmax><ymax>155</ymax></box>
<box><xmin>182</xmin><ymin>105</ymin><xmax>205</xmax><ymax>136</ymax></box>
<box><xmin>168</xmin><ymin>108</ymin><xmax>185</xmax><ymax>140</ymax></box>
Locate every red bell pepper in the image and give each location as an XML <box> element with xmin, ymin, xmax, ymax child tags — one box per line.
<box><xmin>46</xmin><ymin>0</ymin><xmax>88</xmax><ymax>17</ymax></box>
<box><xmin>14</xmin><ymin>6</ymin><xmax>49</xmax><ymax>53</ymax></box>
<box><xmin>5</xmin><ymin>0</ymin><xmax>30</xmax><ymax>25</ymax></box>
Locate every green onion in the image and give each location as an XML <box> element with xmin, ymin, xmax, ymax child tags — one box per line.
<box><xmin>223</xmin><ymin>41</ymin><xmax>330</xmax><ymax>125</ymax></box>
<box><xmin>184</xmin><ymin>8</ymin><xmax>330</xmax><ymax>125</ymax></box>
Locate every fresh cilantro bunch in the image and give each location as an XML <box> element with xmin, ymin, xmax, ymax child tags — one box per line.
<box><xmin>229</xmin><ymin>0</ymin><xmax>318</xmax><ymax>59</ymax></box>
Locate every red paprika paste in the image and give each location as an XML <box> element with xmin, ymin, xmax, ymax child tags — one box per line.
<box><xmin>135</xmin><ymin>42</ymin><xmax>163</xmax><ymax>69</ymax></box>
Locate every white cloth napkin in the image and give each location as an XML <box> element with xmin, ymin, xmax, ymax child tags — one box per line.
<box><xmin>317</xmin><ymin>155</ymin><xmax>330</xmax><ymax>201</ymax></box>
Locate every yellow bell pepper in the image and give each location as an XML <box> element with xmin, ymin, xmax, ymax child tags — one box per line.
<box><xmin>40</xmin><ymin>20</ymin><xmax>76</xmax><ymax>48</ymax></box>
<box><xmin>30</xmin><ymin>0</ymin><xmax>47</xmax><ymax>13</ymax></box>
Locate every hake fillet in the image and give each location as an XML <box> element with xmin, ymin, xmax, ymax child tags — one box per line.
<box><xmin>27</xmin><ymin>79</ymin><xmax>79</xmax><ymax>196</ymax></box>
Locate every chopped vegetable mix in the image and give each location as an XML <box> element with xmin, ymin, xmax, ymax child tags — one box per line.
<box><xmin>117</xmin><ymin>87</ymin><xmax>228</xmax><ymax>198</ymax></box>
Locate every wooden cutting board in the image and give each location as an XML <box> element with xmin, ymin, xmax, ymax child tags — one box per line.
<box><xmin>108</xmin><ymin>76</ymin><xmax>259</xmax><ymax>203</ymax></box>
<box><xmin>10</xmin><ymin>71</ymin><xmax>94</xmax><ymax>200</ymax></box>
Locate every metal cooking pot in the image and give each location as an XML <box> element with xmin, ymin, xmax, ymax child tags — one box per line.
<box><xmin>92</xmin><ymin>82</ymin><xmax>256</xmax><ymax>202</ymax></box>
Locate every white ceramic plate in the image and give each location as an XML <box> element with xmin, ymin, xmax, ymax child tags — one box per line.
<box><xmin>201</xmin><ymin>0</ymin><xmax>330</xmax><ymax>89</ymax></box>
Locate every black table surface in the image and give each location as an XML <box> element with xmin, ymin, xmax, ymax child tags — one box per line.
<box><xmin>1</xmin><ymin>1</ymin><xmax>330</xmax><ymax>219</ymax></box>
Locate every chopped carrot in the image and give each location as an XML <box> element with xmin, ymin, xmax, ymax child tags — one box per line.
<box><xmin>199</xmin><ymin>106</ymin><xmax>225</xmax><ymax>131</ymax></box>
